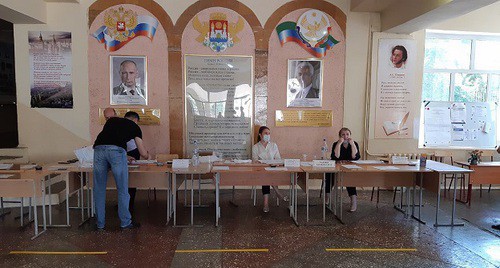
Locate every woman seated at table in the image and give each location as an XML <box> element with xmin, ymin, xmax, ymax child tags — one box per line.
<box><xmin>326</xmin><ymin>127</ymin><xmax>361</xmax><ymax>212</ymax></box>
<box><xmin>252</xmin><ymin>126</ymin><xmax>287</xmax><ymax>213</ymax></box>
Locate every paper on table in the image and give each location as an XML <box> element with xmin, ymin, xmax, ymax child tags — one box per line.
<box><xmin>300</xmin><ymin>162</ymin><xmax>313</xmax><ymax>166</ymax></box>
<box><xmin>264</xmin><ymin>167</ymin><xmax>288</xmax><ymax>171</ymax></box>
<box><xmin>341</xmin><ymin>165</ymin><xmax>362</xmax><ymax>169</ymax></box>
<box><xmin>21</xmin><ymin>164</ymin><xmax>37</xmax><ymax>170</ymax></box>
<box><xmin>258</xmin><ymin>160</ymin><xmax>284</xmax><ymax>165</ymax></box>
<box><xmin>74</xmin><ymin>146</ymin><xmax>94</xmax><ymax>166</ymax></box>
<box><xmin>233</xmin><ymin>159</ymin><xmax>252</xmax><ymax>164</ymax></box>
<box><xmin>132</xmin><ymin>160</ymin><xmax>156</xmax><ymax>165</ymax></box>
<box><xmin>212</xmin><ymin>166</ymin><xmax>229</xmax><ymax>171</ymax></box>
<box><xmin>373</xmin><ymin>166</ymin><xmax>399</xmax><ymax>170</ymax></box>
<box><xmin>48</xmin><ymin>165</ymin><xmax>71</xmax><ymax>170</ymax></box>
<box><xmin>0</xmin><ymin>174</ymin><xmax>14</xmax><ymax>179</ymax></box>
<box><xmin>352</xmin><ymin>160</ymin><xmax>385</xmax><ymax>164</ymax></box>
<box><xmin>0</xmin><ymin>164</ymin><xmax>14</xmax><ymax>170</ymax></box>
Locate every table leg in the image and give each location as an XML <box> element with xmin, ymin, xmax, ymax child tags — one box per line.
<box><xmin>173</xmin><ymin>173</ymin><xmax>177</xmax><ymax>226</ymax></box>
<box><xmin>215</xmin><ymin>173</ymin><xmax>220</xmax><ymax>227</ymax></box>
<box><xmin>190</xmin><ymin>174</ymin><xmax>194</xmax><ymax>226</ymax></box>
<box><xmin>411</xmin><ymin>173</ymin><xmax>426</xmax><ymax>224</ymax></box>
<box><xmin>65</xmin><ymin>174</ymin><xmax>70</xmax><ymax>226</ymax></box>
<box><xmin>306</xmin><ymin>173</ymin><xmax>310</xmax><ymax>222</ymax></box>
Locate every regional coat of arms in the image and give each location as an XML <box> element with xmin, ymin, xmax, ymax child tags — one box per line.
<box><xmin>192</xmin><ymin>13</ymin><xmax>244</xmax><ymax>52</ymax></box>
<box><xmin>276</xmin><ymin>9</ymin><xmax>339</xmax><ymax>58</ymax></box>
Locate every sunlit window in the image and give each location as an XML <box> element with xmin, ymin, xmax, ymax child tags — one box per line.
<box><xmin>422</xmin><ymin>30</ymin><xmax>500</xmax><ymax>144</ymax></box>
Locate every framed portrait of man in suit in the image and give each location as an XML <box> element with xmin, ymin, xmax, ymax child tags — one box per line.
<box><xmin>287</xmin><ymin>59</ymin><xmax>322</xmax><ymax>108</ymax></box>
<box><xmin>110</xmin><ymin>55</ymin><xmax>147</xmax><ymax>105</ymax></box>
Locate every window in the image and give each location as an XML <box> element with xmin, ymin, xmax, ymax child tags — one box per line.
<box><xmin>423</xmin><ymin>31</ymin><xmax>500</xmax><ymax>103</ymax></box>
<box><xmin>422</xmin><ymin>30</ymin><xmax>500</xmax><ymax>145</ymax></box>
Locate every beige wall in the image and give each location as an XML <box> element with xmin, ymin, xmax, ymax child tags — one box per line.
<box><xmin>11</xmin><ymin>0</ymin><xmax>372</xmax><ymax>163</ymax></box>
<box><xmin>14</xmin><ymin>2</ymin><xmax>90</xmax><ymax>163</ymax></box>
<box><xmin>13</xmin><ymin>0</ymin><xmax>500</xmax><ymax>163</ymax></box>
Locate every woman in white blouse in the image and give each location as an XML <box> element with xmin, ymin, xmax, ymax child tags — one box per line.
<box><xmin>252</xmin><ymin>126</ymin><xmax>286</xmax><ymax>212</ymax></box>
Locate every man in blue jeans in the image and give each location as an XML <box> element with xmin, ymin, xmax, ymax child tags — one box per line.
<box><xmin>93</xmin><ymin>108</ymin><xmax>149</xmax><ymax>230</ymax></box>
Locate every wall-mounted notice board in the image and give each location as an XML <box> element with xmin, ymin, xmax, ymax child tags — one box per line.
<box><xmin>422</xmin><ymin>101</ymin><xmax>497</xmax><ymax>149</ymax></box>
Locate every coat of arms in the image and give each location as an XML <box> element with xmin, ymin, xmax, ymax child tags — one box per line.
<box><xmin>193</xmin><ymin>13</ymin><xmax>244</xmax><ymax>52</ymax></box>
<box><xmin>104</xmin><ymin>7</ymin><xmax>138</xmax><ymax>42</ymax></box>
<box><xmin>92</xmin><ymin>6</ymin><xmax>159</xmax><ymax>52</ymax></box>
<box><xmin>276</xmin><ymin>9</ymin><xmax>339</xmax><ymax>58</ymax></box>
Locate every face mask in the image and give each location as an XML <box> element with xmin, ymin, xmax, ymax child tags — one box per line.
<box><xmin>263</xmin><ymin>135</ymin><xmax>271</xmax><ymax>142</ymax></box>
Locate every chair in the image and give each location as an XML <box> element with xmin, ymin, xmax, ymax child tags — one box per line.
<box><xmin>371</xmin><ymin>153</ymin><xmax>418</xmax><ymax>205</ymax></box>
<box><xmin>431</xmin><ymin>150</ymin><xmax>464</xmax><ymax>198</ymax></box>
<box><xmin>479</xmin><ymin>150</ymin><xmax>494</xmax><ymax>196</ymax></box>
<box><xmin>149</xmin><ymin>154</ymin><xmax>179</xmax><ymax>206</ymax></box>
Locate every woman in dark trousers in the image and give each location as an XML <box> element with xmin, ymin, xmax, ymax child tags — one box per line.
<box><xmin>326</xmin><ymin>127</ymin><xmax>360</xmax><ymax>212</ymax></box>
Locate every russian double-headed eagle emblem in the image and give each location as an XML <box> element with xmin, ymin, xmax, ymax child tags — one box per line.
<box><xmin>192</xmin><ymin>13</ymin><xmax>244</xmax><ymax>52</ymax></box>
<box><xmin>92</xmin><ymin>6</ymin><xmax>158</xmax><ymax>51</ymax></box>
<box><xmin>104</xmin><ymin>7</ymin><xmax>138</xmax><ymax>42</ymax></box>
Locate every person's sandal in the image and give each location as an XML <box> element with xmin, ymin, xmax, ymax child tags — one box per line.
<box><xmin>263</xmin><ymin>206</ymin><xmax>270</xmax><ymax>213</ymax></box>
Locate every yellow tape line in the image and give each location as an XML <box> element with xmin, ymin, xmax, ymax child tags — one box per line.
<box><xmin>9</xmin><ymin>251</ymin><xmax>107</xmax><ymax>255</ymax></box>
<box><xmin>175</xmin><ymin>249</ymin><xmax>269</xmax><ymax>253</ymax></box>
<box><xmin>326</xmin><ymin>248</ymin><xmax>417</xmax><ymax>252</ymax></box>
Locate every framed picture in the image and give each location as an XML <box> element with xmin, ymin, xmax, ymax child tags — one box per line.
<box><xmin>110</xmin><ymin>55</ymin><xmax>147</xmax><ymax>105</ymax></box>
<box><xmin>286</xmin><ymin>59</ymin><xmax>322</xmax><ymax>108</ymax></box>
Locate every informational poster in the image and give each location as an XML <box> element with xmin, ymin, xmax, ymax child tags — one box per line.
<box><xmin>29</xmin><ymin>31</ymin><xmax>73</xmax><ymax>108</ymax></box>
<box><xmin>275</xmin><ymin>110</ymin><xmax>332</xmax><ymax>127</ymax></box>
<box><xmin>375</xmin><ymin>39</ymin><xmax>416</xmax><ymax>138</ymax></box>
<box><xmin>184</xmin><ymin>55</ymin><xmax>253</xmax><ymax>159</ymax></box>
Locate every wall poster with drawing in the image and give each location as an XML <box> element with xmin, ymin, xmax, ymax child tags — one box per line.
<box><xmin>375</xmin><ymin>39</ymin><xmax>416</xmax><ymax>139</ymax></box>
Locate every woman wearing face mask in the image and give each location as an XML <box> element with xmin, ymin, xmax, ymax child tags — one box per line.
<box><xmin>326</xmin><ymin>127</ymin><xmax>360</xmax><ymax>212</ymax></box>
<box><xmin>252</xmin><ymin>126</ymin><xmax>284</xmax><ymax>213</ymax></box>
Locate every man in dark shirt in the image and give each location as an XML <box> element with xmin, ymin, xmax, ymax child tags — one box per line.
<box><xmin>93</xmin><ymin>108</ymin><xmax>148</xmax><ymax>230</ymax></box>
<box><xmin>124</xmin><ymin>111</ymin><xmax>147</xmax><ymax>213</ymax></box>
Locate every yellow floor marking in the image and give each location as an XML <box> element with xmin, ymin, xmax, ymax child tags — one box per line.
<box><xmin>326</xmin><ymin>248</ymin><xmax>417</xmax><ymax>252</ymax></box>
<box><xmin>9</xmin><ymin>251</ymin><xmax>107</xmax><ymax>255</ymax></box>
<box><xmin>175</xmin><ymin>249</ymin><xmax>269</xmax><ymax>253</ymax></box>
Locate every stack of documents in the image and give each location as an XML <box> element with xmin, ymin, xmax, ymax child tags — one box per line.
<box><xmin>0</xmin><ymin>164</ymin><xmax>14</xmax><ymax>170</ymax></box>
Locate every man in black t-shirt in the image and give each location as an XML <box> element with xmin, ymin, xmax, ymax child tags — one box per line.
<box><xmin>124</xmin><ymin>111</ymin><xmax>147</xmax><ymax>213</ymax></box>
<box><xmin>93</xmin><ymin>108</ymin><xmax>148</xmax><ymax>230</ymax></box>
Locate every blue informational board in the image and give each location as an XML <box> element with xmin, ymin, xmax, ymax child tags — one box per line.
<box><xmin>422</xmin><ymin>101</ymin><xmax>497</xmax><ymax>149</ymax></box>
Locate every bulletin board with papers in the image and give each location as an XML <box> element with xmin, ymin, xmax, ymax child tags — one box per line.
<box><xmin>422</xmin><ymin>101</ymin><xmax>497</xmax><ymax>148</ymax></box>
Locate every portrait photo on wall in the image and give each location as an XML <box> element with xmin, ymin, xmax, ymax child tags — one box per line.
<box><xmin>286</xmin><ymin>59</ymin><xmax>322</xmax><ymax>108</ymax></box>
<box><xmin>110</xmin><ymin>55</ymin><xmax>147</xmax><ymax>105</ymax></box>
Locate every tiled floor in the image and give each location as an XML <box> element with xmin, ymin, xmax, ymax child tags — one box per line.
<box><xmin>0</xmin><ymin>188</ymin><xmax>499</xmax><ymax>267</ymax></box>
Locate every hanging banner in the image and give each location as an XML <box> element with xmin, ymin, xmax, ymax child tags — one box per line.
<box><xmin>375</xmin><ymin>39</ymin><xmax>416</xmax><ymax>138</ymax></box>
<box><xmin>276</xmin><ymin>9</ymin><xmax>339</xmax><ymax>58</ymax></box>
<box><xmin>92</xmin><ymin>6</ymin><xmax>158</xmax><ymax>52</ymax></box>
<box><xmin>29</xmin><ymin>31</ymin><xmax>73</xmax><ymax>108</ymax></box>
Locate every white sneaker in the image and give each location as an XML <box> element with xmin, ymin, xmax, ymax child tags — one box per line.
<box><xmin>349</xmin><ymin>195</ymin><xmax>357</xmax><ymax>212</ymax></box>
